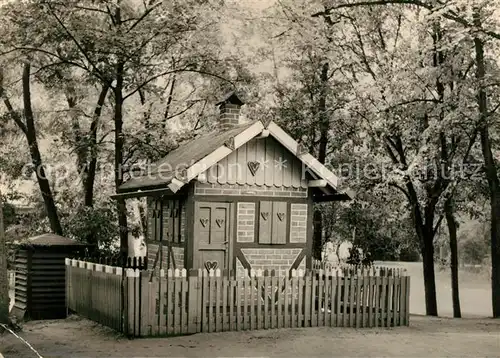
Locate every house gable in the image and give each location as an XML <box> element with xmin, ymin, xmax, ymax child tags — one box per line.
<box><xmin>199</xmin><ymin>136</ymin><xmax>308</xmax><ymax>189</ymax></box>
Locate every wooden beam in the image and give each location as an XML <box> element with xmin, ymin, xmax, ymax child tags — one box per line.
<box><xmin>312</xmin><ymin>193</ymin><xmax>352</xmax><ymax>202</ymax></box>
<box><xmin>308</xmin><ymin>179</ymin><xmax>327</xmax><ymax>188</ymax></box>
<box><xmin>168</xmin><ymin>178</ymin><xmax>185</xmax><ymax>193</ymax></box>
<box><xmin>255</xmin><ymin>129</ymin><xmax>269</xmax><ymax>139</ymax></box>
<box><xmin>111</xmin><ymin>187</ymin><xmax>177</xmax><ymax>200</ymax></box>
<box><xmin>233</xmin><ymin>121</ymin><xmax>264</xmax><ymax>148</ymax></box>
<box><xmin>197</xmin><ymin>172</ymin><xmax>207</xmax><ymax>183</ymax></box>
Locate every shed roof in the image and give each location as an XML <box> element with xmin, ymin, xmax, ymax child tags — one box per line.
<box><xmin>17</xmin><ymin>233</ymin><xmax>86</xmax><ymax>247</ymax></box>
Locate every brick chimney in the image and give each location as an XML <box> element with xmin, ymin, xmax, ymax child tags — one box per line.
<box><xmin>216</xmin><ymin>91</ymin><xmax>245</xmax><ymax>131</ymax></box>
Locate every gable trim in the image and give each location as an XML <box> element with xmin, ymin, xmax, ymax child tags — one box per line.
<box><xmin>155</xmin><ymin>119</ymin><xmax>345</xmax><ymax>198</ymax></box>
<box><xmin>266</xmin><ymin>122</ymin><xmax>339</xmax><ymax>190</ymax></box>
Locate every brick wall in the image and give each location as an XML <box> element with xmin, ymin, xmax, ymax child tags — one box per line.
<box><xmin>237</xmin><ymin>202</ymin><xmax>255</xmax><ymax>242</ymax></box>
<box><xmin>290</xmin><ymin>203</ymin><xmax>308</xmax><ymax>243</ymax></box>
<box><xmin>195</xmin><ymin>182</ymin><xmax>307</xmax><ymax>198</ymax></box>
<box><xmin>240</xmin><ymin>248</ymin><xmax>302</xmax><ymax>277</ymax></box>
<box><xmin>147</xmin><ymin>244</ymin><xmax>184</xmax><ymax>270</ymax></box>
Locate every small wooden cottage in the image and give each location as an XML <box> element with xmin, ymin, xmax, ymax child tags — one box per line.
<box><xmin>115</xmin><ymin>92</ymin><xmax>352</xmax><ymax>276</ymax></box>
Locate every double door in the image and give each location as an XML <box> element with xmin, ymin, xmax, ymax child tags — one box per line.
<box><xmin>194</xmin><ymin>202</ymin><xmax>232</xmax><ymax>272</ymax></box>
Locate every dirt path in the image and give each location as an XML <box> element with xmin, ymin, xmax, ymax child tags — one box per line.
<box><xmin>1</xmin><ymin>315</ymin><xmax>499</xmax><ymax>358</ymax></box>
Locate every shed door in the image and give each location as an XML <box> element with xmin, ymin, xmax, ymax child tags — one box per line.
<box><xmin>194</xmin><ymin>202</ymin><xmax>231</xmax><ymax>272</ymax></box>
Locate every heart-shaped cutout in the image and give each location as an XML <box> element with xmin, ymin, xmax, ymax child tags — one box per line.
<box><xmin>216</xmin><ymin>218</ymin><xmax>224</xmax><ymax>228</ymax></box>
<box><xmin>261</xmin><ymin>212</ymin><xmax>269</xmax><ymax>221</ymax></box>
<box><xmin>200</xmin><ymin>218</ymin><xmax>209</xmax><ymax>227</ymax></box>
<box><xmin>205</xmin><ymin>260</ymin><xmax>218</xmax><ymax>271</ymax></box>
<box><xmin>277</xmin><ymin>212</ymin><xmax>285</xmax><ymax>221</ymax></box>
<box><xmin>247</xmin><ymin>161</ymin><xmax>260</xmax><ymax>176</ymax></box>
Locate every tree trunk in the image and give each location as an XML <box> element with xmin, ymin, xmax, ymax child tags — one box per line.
<box><xmin>23</xmin><ymin>63</ymin><xmax>63</xmax><ymax>235</ymax></box>
<box><xmin>114</xmin><ymin>69</ymin><xmax>128</xmax><ymax>256</ymax></box>
<box><xmin>114</xmin><ymin>5</ymin><xmax>128</xmax><ymax>257</ymax></box>
<box><xmin>84</xmin><ymin>84</ymin><xmax>109</xmax><ymax>208</ymax></box>
<box><xmin>312</xmin><ymin>62</ymin><xmax>330</xmax><ymax>261</ymax></box>
<box><xmin>445</xmin><ymin>197</ymin><xmax>461</xmax><ymax>318</ymax></box>
<box><xmin>421</xmin><ymin>234</ymin><xmax>438</xmax><ymax>316</ymax></box>
<box><xmin>414</xmin><ymin>203</ymin><xmax>439</xmax><ymax>316</ymax></box>
<box><xmin>0</xmin><ymin>194</ymin><xmax>9</xmax><ymax>324</ymax></box>
<box><xmin>473</xmin><ymin>13</ymin><xmax>500</xmax><ymax>317</ymax></box>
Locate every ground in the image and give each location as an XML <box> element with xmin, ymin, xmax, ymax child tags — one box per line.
<box><xmin>2</xmin><ymin>261</ymin><xmax>497</xmax><ymax>357</ymax></box>
<box><xmin>1</xmin><ymin>315</ymin><xmax>499</xmax><ymax>357</ymax></box>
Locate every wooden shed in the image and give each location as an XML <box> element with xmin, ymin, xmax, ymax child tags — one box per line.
<box><xmin>12</xmin><ymin>233</ymin><xmax>87</xmax><ymax>320</ymax></box>
<box><xmin>114</xmin><ymin>92</ymin><xmax>352</xmax><ymax>276</ymax></box>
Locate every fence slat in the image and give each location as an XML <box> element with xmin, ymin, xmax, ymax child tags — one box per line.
<box><xmin>349</xmin><ymin>277</ymin><xmax>355</xmax><ymax>328</ymax></box>
<box><xmin>222</xmin><ymin>275</ymin><xmax>228</xmax><ymax>332</ymax></box>
<box><xmin>283</xmin><ymin>276</ymin><xmax>289</xmax><ymax>329</ymax></box>
<box><xmin>394</xmin><ymin>277</ymin><xmax>400</xmax><ymax>327</ymax></box>
<box><xmin>244</xmin><ymin>275</ymin><xmax>249</xmax><ymax>331</ymax></box>
<box><xmin>271</xmin><ymin>275</ymin><xmax>277</xmax><ymax>329</ymax></box>
<box><xmin>291</xmin><ymin>273</ymin><xmax>297</xmax><ymax>328</ymax></box>
<box><xmin>362</xmin><ymin>276</ymin><xmax>368</xmax><ymax>328</ymax></box>
<box><xmin>264</xmin><ymin>274</ymin><xmax>269</xmax><ymax>330</ymax></box>
<box><xmin>387</xmin><ymin>276</ymin><xmax>393</xmax><ymax>327</ymax></box>
<box><xmin>318</xmin><ymin>272</ymin><xmax>330</xmax><ymax>326</ymax></box>
<box><xmin>311</xmin><ymin>271</ymin><xmax>317</xmax><ymax>327</ymax></box>
<box><xmin>257</xmin><ymin>275</ymin><xmax>263</xmax><ymax>330</ymax></box>
<box><xmin>405</xmin><ymin>276</ymin><xmax>410</xmax><ymax>326</ymax></box>
<box><xmin>229</xmin><ymin>279</ymin><xmax>235</xmax><ymax>331</ymax></box>
<box><xmin>298</xmin><ymin>273</ymin><xmax>304</xmax><ymax>328</ymax></box>
<box><xmin>329</xmin><ymin>274</ymin><xmax>336</xmax><ymax>327</ymax></box>
<box><xmin>381</xmin><ymin>276</ymin><xmax>387</xmax><ymax>327</ymax></box>
<box><xmin>368</xmin><ymin>276</ymin><xmax>374</xmax><ymax>328</ymax></box>
<box><xmin>355</xmin><ymin>276</ymin><xmax>361</xmax><ymax>328</ymax></box>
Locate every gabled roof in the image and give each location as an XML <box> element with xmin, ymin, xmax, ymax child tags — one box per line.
<box><xmin>117</xmin><ymin>119</ymin><xmax>353</xmax><ymax>201</ymax></box>
<box><xmin>119</xmin><ymin>121</ymin><xmax>257</xmax><ymax>192</ymax></box>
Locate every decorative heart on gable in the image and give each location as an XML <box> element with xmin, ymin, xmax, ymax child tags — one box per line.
<box><xmin>205</xmin><ymin>260</ymin><xmax>219</xmax><ymax>271</ymax></box>
<box><xmin>261</xmin><ymin>212</ymin><xmax>269</xmax><ymax>221</ymax></box>
<box><xmin>277</xmin><ymin>212</ymin><xmax>285</xmax><ymax>221</ymax></box>
<box><xmin>247</xmin><ymin>161</ymin><xmax>260</xmax><ymax>176</ymax></box>
<box><xmin>216</xmin><ymin>218</ymin><xmax>224</xmax><ymax>228</ymax></box>
<box><xmin>200</xmin><ymin>218</ymin><xmax>209</xmax><ymax>227</ymax></box>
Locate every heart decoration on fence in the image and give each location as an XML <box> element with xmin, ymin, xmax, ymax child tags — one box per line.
<box><xmin>215</xmin><ymin>218</ymin><xmax>224</xmax><ymax>228</ymax></box>
<box><xmin>247</xmin><ymin>161</ymin><xmax>260</xmax><ymax>176</ymax></box>
<box><xmin>200</xmin><ymin>218</ymin><xmax>209</xmax><ymax>227</ymax></box>
<box><xmin>205</xmin><ymin>260</ymin><xmax>219</xmax><ymax>271</ymax></box>
<box><xmin>277</xmin><ymin>212</ymin><xmax>285</xmax><ymax>221</ymax></box>
<box><xmin>261</xmin><ymin>212</ymin><xmax>269</xmax><ymax>221</ymax></box>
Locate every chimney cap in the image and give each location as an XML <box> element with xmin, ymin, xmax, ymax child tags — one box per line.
<box><xmin>216</xmin><ymin>90</ymin><xmax>245</xmax><ymax>107</ymax></box>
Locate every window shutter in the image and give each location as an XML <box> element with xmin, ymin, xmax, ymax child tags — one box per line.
<box><xmin>147</xmin><ymin>198</ymin><xmax>154</xmax><ymax>241</ymax></box>
<box><xmin>258</xmin><ymin>201</ymin><xmax>272</xmax><ymax>244</ymax></box>
<box><xmin>155</xmin><ymin>200</ymin><xmax>162</xmax><ymax>241</ymax></box>
<box><xmin>272</xmin><ymin>201</ymin><xmax>287</xmax><ymax>244</ymax></box>
<box><xmin>173</xmin><ymin>200</ymin><xmax>180</xmax><ymax>243</ymax></box>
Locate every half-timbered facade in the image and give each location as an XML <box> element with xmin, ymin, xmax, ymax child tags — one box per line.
<box><xmin>115</xmin><ymin>92</ymin><xmax>352</xmax><ymax>276</ymax></box>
